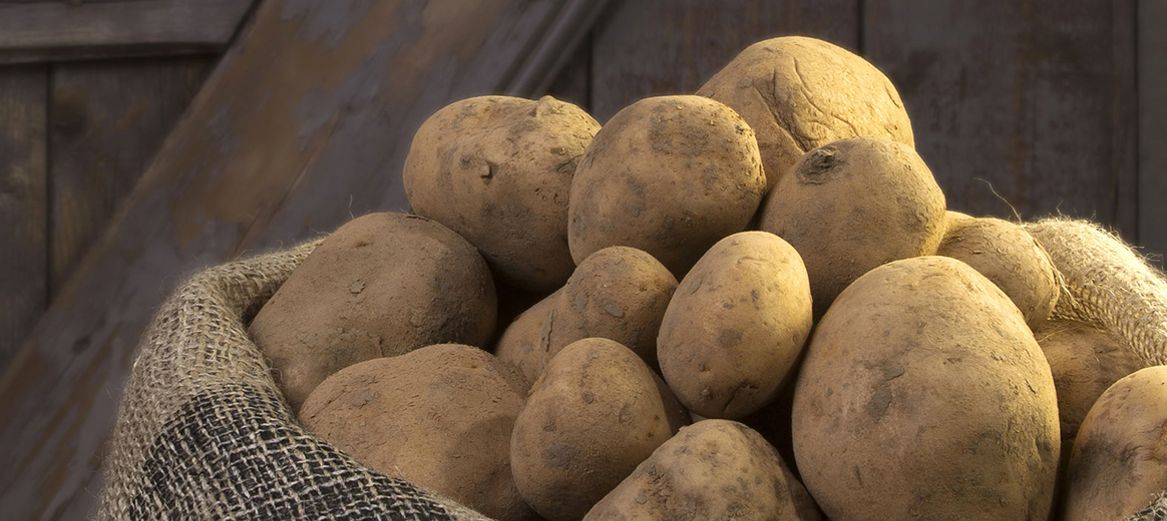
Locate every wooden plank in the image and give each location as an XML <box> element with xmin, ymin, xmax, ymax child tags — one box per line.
<box><xmin>590</xmin><ymin>0</ymin><xmax>860</xmax><ymax>121</ymax></box>
<box><xmin>0</xmin><ymin>66</ymin><xmax>47</xmax><ymax>370</ymax></box>
<box><xmin>864</xmin><ymin>0</ymin><xmax>1139</xmax><ymax>239</ymax></box>
<box><xmin>0</xmin><ymin>0</ymin><xmax>253</xmax><ymax>64</ymax></box>
<box><xmin>0</xmin><ymin>1</ymin><xmax>607</xmax><ymax>519</ymax></box>
<box><xmin>546</xmin><ymin>32</ymin><xmax>592</xmax><ymax>111</ymax></box>
<box><xmin>49</xmin><ymin>57</ymin><xmax>214</xmax><ymax>292</ymax></box>
<box><xmin>1140</xmin><ymin>0</ymin><xmax>1167</xmax><ymax>266</ymax></box>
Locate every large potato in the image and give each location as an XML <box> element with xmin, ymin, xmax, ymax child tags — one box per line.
<box><xmin>697</xmin><ymin>36</ymin><xmax>914</xmax><ymax>191</ymax></box>
<box><xmin>404</xmin><ymin>95</ymin><xmax>600</xmax><ymax>292</ymax></box>
<box><xmin>938</xmin><ymin>216</ymin><xmax>1059</xmax><ymax>328</ymax></box>
<box><xmin>568</xmin><ymin>95</ymin><xmax>765</xmax><ymax>276</ymax></box>
<box><xmin>510</xmin><ymin>338</ymin><xmax>689</xmax><ymax>521</ymax></box>
<box><xmin>251</xmin><ymin>212</ymin><xmax>496</xmax><ymax>411</ymax></box>
<box><xmin>658</xmin><ymin>231</ymin><xmax>812</xmax><ymax>419</ymax></box>
<box><xmin>759</xmin><ymin>137</ymin><xmax>946</xmax><ymax>315</ymax></box>
<box><xmin>584</xmin><ymin>420</ymin><xmax>821</xmax><ymax>521</ymax></box>
<box><xmin>1063</xmin><ymin>366</ymin><xmax>1167</xmax><ymax>521</ymax></box>
<box><xmin>792</xmin><ymin>256</ymin><xmax>1060</xmax><ymax>521</ymax></box>
<box><xmin>494</xmin><ymin>246</ymin><xmax>677</xmax><ymax>382</ymax></box>
<box><xmin>1035</xmin><ymin>320</ymin><xmax>1142</xmax><ymax>447</ymax></box>
<box><xmin>299</xmin><ymin>344</ymin><xmax>534</xmax><ymax>520</ymax></box>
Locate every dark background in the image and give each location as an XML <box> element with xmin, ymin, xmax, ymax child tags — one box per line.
<box><xmin>0</xmin><ymin>0</ymin><xmax>1162</xmax><ymax>518</ymax></box>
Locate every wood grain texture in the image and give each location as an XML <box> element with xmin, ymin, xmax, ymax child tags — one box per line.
<box><xmin>49</xmin><ymin>57</ymin><xmax>214</xmax><ymax>291</ymax></box>
<box><xmin>1140</xmin><ymin>0</ymin><xmax>1167</xmax><ymax>265</ymax></box>
<box><xmin>0</xmin><ymin>0</ymin><xmax>253</xmax><ymax>64</ymax></box>
<box><xmin>590</xmin><ymin>0</ymin><xmax>860</xmax><ymax>121</ymax></box>
<box><xmin>0</xmin><ymin>1</ymin><xmax>604</xmax><ymax>519</ymax></box>
<box><xmin>864</xmin><ymin>0</ymin><xmax>1138</xmax><ymax>238</ymax></box>
<box><xmin>0</xmin><ymin>66</ymin><xmax>47</xmax><ymax>370</ymax></box>
<box><xmin>546</xmin><ymin>33</ymin><xmax>592</xmax><ymax>111</ymax></box>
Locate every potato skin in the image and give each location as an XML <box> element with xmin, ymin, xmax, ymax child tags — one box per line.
<box><xmin>494</xmin><ymin>246</ymin><xmax>677</xmax><ymax>382</ymax></box>
<box><xmin>697</xmin><ymin>36</ymin><xmax>914</xmax><ymax>191</ymax></box>
<box><xmin>938</xmin><ymin>217</ymin><xmax>1059</xmax><ymax>328</ymax></box>
<box><xmin>299</xmin><ymin>344</ymin><xmax>535</xmax><ymax>521</ymax></box>
<box><xmin>568</xmin><ymin>95</ymin><xmax>765</xmax><ymax>276</ymax></box>
<box><xmin>759</xmin><ymin>137</ymin><xmax>946</xmax><ymax>316</ymax></box>
<box><xmin>792</xmin><ymin>256</ymin><xmax>1060</xmax><ymax>521</ymax></box>
<box><xmin>658</xmin><ymin>231</ymin><xmax>812</xmax><ymax>419</ymax></box>
<box><xmin>510</xmin><ymin>338</ymin><xmax>689</xmax><ymax>521</ymax></box>
<box><xmin>944</xmin><ymin>210</ymin><xmax>973</xmax><ymax>231</ymax></box>
<box><xmin>584</xmin><ymin>420</ymin><xmax>821</xmax><ymax>521</ymax></box>
<box><xmin>250</xmin><ymin>212</ymin><xmax>496</xmax><ymax>411</ymax></box>
<box><xmin>404</xmin><ymin>95</ymin><xmax>600</xmax><ymax>293</ymax></box>
<box><xmin>1063</xmin><ymin>366</ymin><xmax>1167</xmax><ymax>521</ymax></box>
<box><xmin>1035</xmin><ymin>320</ymin><xmax>1142</xmax><ymax>446</ymax></box>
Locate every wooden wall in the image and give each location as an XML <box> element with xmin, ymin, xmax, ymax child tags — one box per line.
<box><xmin>0</xmin><ymin>1</ymin><xmax>250</xmax><ymax>368</ymax></box>
<box><xmin>549</xmin><ymin>0</ymin><xmax>1159</xmax><ymax>260</ymax></box>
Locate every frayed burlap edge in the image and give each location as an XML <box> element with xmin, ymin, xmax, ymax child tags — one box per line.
<box><xmin>1026</xmin><ymin>218</ymin><xmax>1167</xmax><ymax>367</ymax></box>
<box><xmin>99</xmin><ymin>240</ymin><xmax>489</xmax><ymax>520</ymax></box>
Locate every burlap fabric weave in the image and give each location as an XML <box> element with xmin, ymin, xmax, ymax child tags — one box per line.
<box><xmin>98</xmin><ymin>239</ymin><xmax>488</xmax><ymax>520</ymax></box>
<box><xmin>101</xmin><ymin>218</ymin><xmax>1167</xmax><ymax>519</ymax></box>
<box><xmin>1027</xmin><ymin>219</ymin><xmax>1167</xmax><ymax>521</ymax></box>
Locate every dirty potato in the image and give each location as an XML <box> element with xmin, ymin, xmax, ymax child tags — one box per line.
<box><xmin>658</xmin><ymin>231</ymin><xmax>813</xmax><ymax>419</ymax></box>
<box><xmin>584</xmin><ymin>420</ymin><xmax>821</xmax><ymax>520</ymax></box>
<box><xmin>404</xmin><ymin>95</ymin><xmax>600</xmax><ymax>293</ymax></box>
<box><xmin>792</xmin><ymin>256</ymin><xmax>1059</xmax><ymax>521</ymax></box>
<box><xmin>510</xmin><ymin>338</ymin><xmax>689</xmax><ymax>521</ymax></box>
<box><xmin>299</xmin><ymin>344</ymin><xmax>534</xmax><ymax>520</ymax></box>
<box><xmin>568</xmin><ymin>95</ymin><xmax>765</xmax><ymax>276</ymax></box>
<box><xmin>759</xmin><ymin>137</ymin><xmax>946</xmax><ymax>316</ymax></box>
<box><xmin>250</xmin><ymin>212</ymin><xmax>496</xmax><ymax>411</ymax></box>
<box><xmin>494</xmin><ymin>246</ymin><xmax>677</xmax><ymax>382</ymax></box>
<box><xmin>697</xmin><ymin>36</ymin><xmax>914</xmax><ymax>191</ymax></box>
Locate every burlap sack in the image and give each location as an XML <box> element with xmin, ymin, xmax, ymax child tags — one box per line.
<box><xmin>100</xmin><ymin>217</ymin><xmax>1167</xmax><ymax>519</ymax></box>
<box><xmin>1027</xmin><ymin>218</ymin><xmax>1167</xmax><ymax>521</ymax></box>
<box><xmin>98</xmin><ymin>239</ymin><xmax>488</xmax><ymax>520</ymax></box>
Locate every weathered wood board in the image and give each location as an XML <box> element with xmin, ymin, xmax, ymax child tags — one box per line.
<box><xmin>0</xmin><ymin>0</ymin><xmax>253</xmax><ymax>64</ymax></box>
<box><xmin>1140</xmin><ymin>0</ymin><xmax>1167</xmax><ymax>266</ymax></box>
<box><xmin>864</xmin><ymin>0</ymin><xmax>1139</xmax><ymax>238</ymax></box>
<box><xmin>0</xmin><ymin>66</ymin><xmax>47</xmax><ymax>369</ymax></box>
<box><xmin>49</xmin><ymin>57</ymin><xmax>214</xmax><ymax>291</ymax></box>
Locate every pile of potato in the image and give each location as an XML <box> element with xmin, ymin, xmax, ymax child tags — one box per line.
<box><xmin>249</xmin><ymin>36</ymin><xmax>1166</xmax><ymax>521</ymax></box>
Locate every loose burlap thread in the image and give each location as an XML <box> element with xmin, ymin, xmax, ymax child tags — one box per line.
<box><xmin>101</xmin><ymin>218</ymin><xmax>1167</xmax><ymax>519</ymax></box>
<box><xmin>99</xmin><ymin>239</ymin><xmax>487</xmax><ymax>520</ymax></box>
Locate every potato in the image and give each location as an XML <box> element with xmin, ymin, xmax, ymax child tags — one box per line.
<box><xmin>584</xmin><ymin>420</ymin><xmax>821</xmax><ymax>521</ymax></box>
<box><xmin>658</xmin><ymin>231</ymin><xmax>812</xmax><ymax>419</ymax></box>
<box><xmin>404</xmin><ymin>95</ymin><xmax>600</xmax><ymax>292</ymax></box>
<box><xmin>1035</xmin><ymin>320</ymin><xmax>1142</xmax><ymax>446</ymax></box>
<box><xmin>1063</xmin><ymin>366</ymin><xmax>1167</xmax><ymax>521</ymax></box>
<box><xmin>494</xmin><ymin>246</ymin><xmax>677</xmax><ymax>382</ymax></box>
<box><xmin>299</xmin><ymin>344</ymin><xmax>534</xmax><ymax>520</ymax></box>
<box><xmin>568</xmin><ymin>95</ymin><xmax>766</xmax><ymax>276</ymax></box>
<box><xmin>251</xmin><ymin>212</ymin><xmax>496</xmax><ymax>411</ymax></box>
<box><xmin>510</xmin><ymin>337</ymin><xmax>689</xmax><ymax>521</ymax></box>
<box><xmin>792</xmin><ymin>256</ymin><xmax>1059</xmax><ymax>521</ymax></box>
<box><xmin>697</xmin><ymin>36</ymin><xmax>914</xmax><ymax>191</ymax></box>
<box><xmin>759</xmin><ymin>137</ymin><xmax>946</xmax><ymax>315</ymax></box>
<box><xmin>937</xmin><ymin>216</ymin><xmax>1059</xmax><ymax>328</ymax></box>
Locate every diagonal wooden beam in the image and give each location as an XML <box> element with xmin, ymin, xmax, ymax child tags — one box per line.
<box><xmin>0</xmin><ymin>0</ymin><xmax>607</xmax><ymax>518</ymax></box>
<box><xmin>0</xmin><ymin>0</ymin><xmax>256</xmax><ymax>64</ymax></box>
